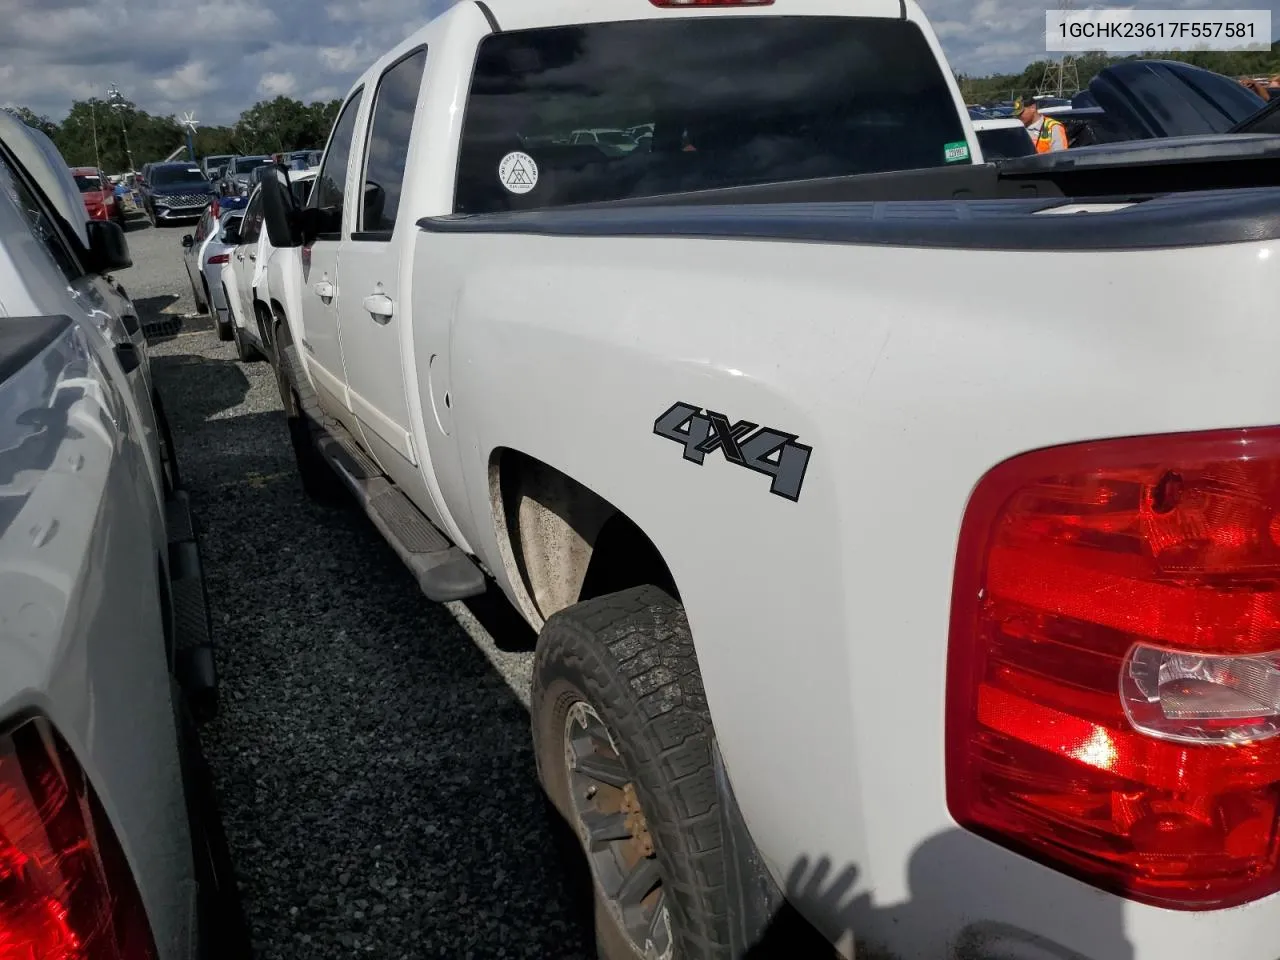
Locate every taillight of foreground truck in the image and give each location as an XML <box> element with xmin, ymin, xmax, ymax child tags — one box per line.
<box><xmin>0</xmin><ymin>715</ymin><xmax>157</xmax><ymax>958</ymax></box>
<box><xmin>947</xmin><ymin>427</ymin><xmax>1280</xmax><ymax>910</ymax></box>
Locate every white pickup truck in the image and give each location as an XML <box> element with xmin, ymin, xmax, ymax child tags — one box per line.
<box><xmin>253</xmin><ymin>1</ymin><xmax>1280</xmax><ymax>957</ymax></box>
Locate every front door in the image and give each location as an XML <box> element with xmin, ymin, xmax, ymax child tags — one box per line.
<box><xmin>334</xmin><ymin>48</ymin><xmax>438</xmax><ymax>506</ymax></box>
<box><xmin>297</xmin><ymin>87</ymin><xmax>365</xmax><ymax>425</ymax></box>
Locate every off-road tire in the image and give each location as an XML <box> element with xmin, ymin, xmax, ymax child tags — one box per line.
<box><xmin>532</xmin><ymin>585</ymin><xmax>731</xmax><ymax>960</ymax></box>
<box><xmin>276</xmin><ymin>341</ymin><xmax>345</xmax><ymax>504</ymax></box>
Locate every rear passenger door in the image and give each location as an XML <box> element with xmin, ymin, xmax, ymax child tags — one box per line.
<box><xmin>333</xmin><ymin>47</ymin><xmax>435</xmax><ymax>500</ymax></box>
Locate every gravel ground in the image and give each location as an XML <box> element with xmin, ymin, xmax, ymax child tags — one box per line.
<box><xmin>115</xmin><ymin>223</ymin><xmax>597</xmax><ymax>960</ymax></box>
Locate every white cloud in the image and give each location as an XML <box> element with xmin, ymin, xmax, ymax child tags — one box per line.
<box><xmin>259</xmin><ymin>71</ymin><xmax>298</xmax><ymax>97</ymax></box>
<box><xmin>154</xmin><ymin>61</ymin><xmax>212</xmax><ymax>102</ymax></box>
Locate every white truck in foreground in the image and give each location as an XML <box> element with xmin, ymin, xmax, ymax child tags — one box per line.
<box><xmin>254</xmin><ymin>1</ymin><xmax>1280</xmax><ymax>957</ymax></box>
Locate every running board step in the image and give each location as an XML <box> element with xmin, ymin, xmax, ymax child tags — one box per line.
<box><xmin>314</xmin><ymin>424</ymin><xmax>485</xmax><ymax>602</ymax></box>
<box><xmin>165</xmin><ymin>490</ymin><xmax>218</xmax><ymax>723</ymax></box>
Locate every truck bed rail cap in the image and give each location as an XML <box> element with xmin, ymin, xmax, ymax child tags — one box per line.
<box><xmin>420</xmin><ymin>187</ymin><xmax>1280</xmax><ymax>252</ymax></box>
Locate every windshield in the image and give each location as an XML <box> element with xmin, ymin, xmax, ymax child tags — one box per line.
<box><xmin>456</xmin><ymin>16</ymin><xmax>968</xmax><ymax>213</ymax></box>
<box><xmin>233</xmin><ymin>156</ymin><xmax>272</xmax><ymax>174</ymax></box>
<box><xmin>150</xmin><ymin>165</ymin><xmax>209</xmax><ymax>187</ymax></box>
<box><xmin>73</xmin><ymin>174</ymin><xmax>103</xmax><ymax>193</ymax></box>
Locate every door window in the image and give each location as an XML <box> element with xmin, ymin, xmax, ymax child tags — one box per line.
<box><xmin>307</xmin><ymin>87</ymin><xmax>365</xmax><ymax>240</ymax></box>
<box><xmin>358</xmin><ymin>46</ymin><xmax>427</xmax><ymax>238</ymax></box>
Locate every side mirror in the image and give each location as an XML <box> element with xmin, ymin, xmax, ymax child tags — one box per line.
<box><xmin>261</xmin><ymin>163</ymin><xmax>303</xmax><ymax>248</ymax></box>
<box><xmin>83</xmin><ymin>219</ymin><xmax>131</xmax><ymax>274</ymax></box>
<box><xmin>181</xmin><ymin>234</ymin><xmax>194</xmax><ymax>248</ymax></box>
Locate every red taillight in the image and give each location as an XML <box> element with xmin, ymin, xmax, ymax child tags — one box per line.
<box><xmin>0</xmin><ymin>716</ymin><xmax>157</xmax><ymax>958</ymax></box>
<box><xmin>207</xmin><ymin>254</ymin><xmax>229</xmax><ymax>265</ymax></box>
<box><xmin>209</xmin><ymin>200</ymin><xmax>220</xmax><ymax>219</ymax></box>
<box><xmin>649</xmin><ymin>0</ymin><xmax>773</xmax><ymax>6</ymax></box>
<box><xmin>947</xmin><ymin>427</ymin><xmax>1280</xmax><ymax>910</ymax></box>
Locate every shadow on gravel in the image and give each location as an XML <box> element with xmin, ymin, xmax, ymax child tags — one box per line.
<box><xmin>152</xmin><ymin>354</ymin><xmax>250</xmax><ymax>423</ymax></box>
<box><xmin>463</xmin><ymin>586</ymin><xmax>538</xmax><ymax>654</ymax></box>
<box><xmin>152</xmin><ymin>354</ymin><xmax>597</xmax><ymax>959</ymax></box>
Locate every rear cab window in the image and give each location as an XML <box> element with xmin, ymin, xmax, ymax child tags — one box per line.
<box><xmin>454</xmin><ymin>15</ymin><xmax>968</xmax><ymax>214</ymax></box>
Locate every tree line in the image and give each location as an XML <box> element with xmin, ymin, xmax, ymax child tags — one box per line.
<box><xmin>958</xmin><ymin>42</ymin><xmax>1280</xmax><ymax>104</ymax></box>
<box><xmin>2</xmin><ymin>95</ymin><xmax>342</xmax><ymax>174</ymax></box>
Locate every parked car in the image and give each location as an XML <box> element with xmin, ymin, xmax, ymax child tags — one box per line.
<box><xmin>218</xmin><ymin>154</ymin><xmax>273</xmax><ymax>197</ymax></box>
<box><xmin>0</xmin><ymin>100</ymin><xmax>247</xmax><ymax>960</ymax></box>
<box><xmin>201</xmin><ymin>153</ymin><xmax>234</xmax><ymax>181</ymax></box>
<box><xmin>254</xmin><ymin>2</ymin><xmax>1280</xmax><ymax>958</ymax></box>
<box><xmin>222</xmin><ymin>167</ymin><xmax>319</xmax><ymax>362</ymax></box>
<box><xmin>568</xmin><ymin>127</ymin><xmax>639</xmax><ymax>155</ymax></box>
<box><xmin>141</xmin><ymin>161</ymin><xmax>217</xmax><ymax>227</ymax></box>
<box><xmin>69</xmin><ymin>164</ymin><xmax>123</xmax><ymax>225</ymax></box>
<box><xmin>181</xmin><ymin>205</ymin><xmax>244</xmax><ymax>331</ymax></box>
<box><xmin>218</xmin><ymin>185</ymin><xmax>268</xmax><ymax>362</ymax></box>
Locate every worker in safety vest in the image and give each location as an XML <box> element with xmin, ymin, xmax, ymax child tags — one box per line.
<box><xmin>1015</xmin><ymin>98</ymin><xmax>1068</xmax><ymax>152</ymax></box>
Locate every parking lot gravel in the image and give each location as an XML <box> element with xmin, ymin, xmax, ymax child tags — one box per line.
<box><xmin>116</xmin><ymin>223</ymin><xmax>597</xmax><ymax>959</ymax></box>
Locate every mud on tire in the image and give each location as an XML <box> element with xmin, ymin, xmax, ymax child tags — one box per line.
<box><xmin>531</xmin><ymin>585</ymin><xmax>731</xmax><ymax>960</ymax></box>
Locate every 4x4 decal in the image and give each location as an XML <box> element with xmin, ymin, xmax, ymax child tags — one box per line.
<box><xmin>653</xmin><ymin>402</ymin><xmax>812</xmax><ymax>502</ymax></box>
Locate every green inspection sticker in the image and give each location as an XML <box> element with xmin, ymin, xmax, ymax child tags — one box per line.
<box><xmin>943</xmin><ymin>140</ymin><xmax>971</xmax><ymax>163</ymax></box>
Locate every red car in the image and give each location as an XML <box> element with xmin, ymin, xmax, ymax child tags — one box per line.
<box><xmin>71</xmin><ymin>165</ymin><xmax>122</xmax><ymax>225</ymax></box>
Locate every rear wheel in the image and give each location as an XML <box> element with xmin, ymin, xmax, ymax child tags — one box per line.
<box><xmin>532</xmin><ymin>586</ymin><xmax>731</xmax><ymax>960</ymax></box>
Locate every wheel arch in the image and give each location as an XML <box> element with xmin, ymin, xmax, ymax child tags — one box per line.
<box><xmin>489</xmin><ymin>447</ymin><xmax>679</xmax><ymax>629</ymax></box>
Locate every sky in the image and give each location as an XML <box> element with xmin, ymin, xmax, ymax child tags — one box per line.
<box><xmin>1</xmin><ymin>0</ymin><xmax>1278</xmax><ymax>124</ymax></box>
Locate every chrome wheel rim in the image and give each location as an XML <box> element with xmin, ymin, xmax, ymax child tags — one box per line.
<box><xmin>563</xmin><ymin>701</ymin><xmax>673</xmax><ymax>960</ymax></box>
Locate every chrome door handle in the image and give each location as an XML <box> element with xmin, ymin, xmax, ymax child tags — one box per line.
<box><xmin>314</xmin><ymin>280</ymin><xmax>335</xmax><ymax>299</ymax></box>
<box><xmin>248</xmin><ymin>251</ymin><xmax>256</xmax><ymax>261</ymax></box>
<box><xmin>235</xmin><ymin>252</ymin><xmax>244</xmax><ymax>261</ymax></box>
<box><xmin>363</xmin><ymin>293</ymin><xmax>394</xmax><ymax>321</ymax></box>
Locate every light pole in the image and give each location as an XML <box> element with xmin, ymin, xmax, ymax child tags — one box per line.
<box><xmin>106</xmin><ymin>84</ymin><xmax>135</xmax><ymax>172</ymax></box>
